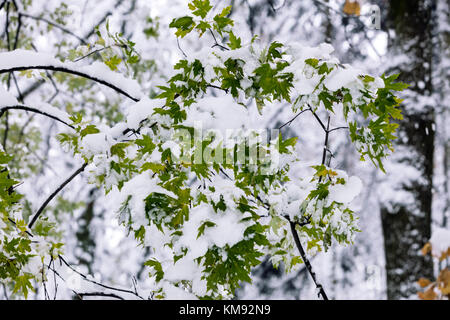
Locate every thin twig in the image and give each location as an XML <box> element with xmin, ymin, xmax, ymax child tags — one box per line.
<box><xmin>2</xmin><ymin>110</ymin><xmax>9</xmax><ymax>151</ymax></box>
<box><xmin>278</xmin><ymin>108</ymin><xmax>310</xmax><ymax>129</ymax></box>
<box><xmin>320</xmin><ymin>116</ymin><xmax>331</xmax><ymax>168</ymax></box>
<box><xmin>209</xmin><ymin>28</ymin><xmax>230</xmax><ymax>51</ymax></box>
<box><xmin>73</xmin><ymin>45</ymin><xmax>113</xmax><ymax>62</ymax></box>
<box><xmin>2</xmin><ymin>283</ymin><xmax>8</xmax><ymax>300</ymax></box>
<box><xmin>289</xmin><ymin>220</ymin><xmax>328</xmax><ymax>300</ymax></box>
<box><xmin>176</xmin><ymin>37</ymin><xmax>187</xmax><ymax>58</ymax></box>
<box><xmin>5</xmin><ymin>1</ymin><xmax>11</xmax><ymax>51</ymax></box>
<box><xmin>308</xmin><ymin>106</ymin><xmax>327</xmax><ymax>132</ymax></box>
<box><xmin>11</xmin><ymin>73</ymin><xmax>23</xmax><ymax>102</ymax></box>
<box><xmin>42</xmin><ymin>262</ymin><xmax>50</xmax><ymax>300</ymax></box>
<box><xmin>77</xmin><ymin>292</ymin><xmax>125</xmax><ymax>300</ymax></box>
<box><xmin>52</xmin><ymin>258</ymin><xmax>58</xmax><ymax>300</ymax></box>
<box><xmin>13</xmin><ymin>13</ymin><xmax>22</xmax><ymax>50</ymax></box>
<box><xmin>328</xmin><ymin>126</ymin><xmax>348</xmax><ymax>133</ymax></box>
<box><xmin>28</xmin><ymin>162</ymin><xmax>88</xmax><ymax>228</ymax></box>
<box><xmin>59</xmin><ymin>256</ymin><xmax>145</xmax><ymax>300</ymax></box>
<box><xmin>20</xmin><ymin>13</ymin><xmax>87</xmax><ymax>44</ymax></box>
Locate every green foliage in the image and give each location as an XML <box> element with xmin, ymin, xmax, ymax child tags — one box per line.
<box><xmin>0</xmin><ymin>0</ymin><xmax>407</xmax><ymax>300</ymax></box>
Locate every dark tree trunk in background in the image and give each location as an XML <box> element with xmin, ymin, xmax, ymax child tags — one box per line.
<box><xmin>381</xmin><ymin>0</ymin><xmax>436</xmax><ymax>299</ymax></box>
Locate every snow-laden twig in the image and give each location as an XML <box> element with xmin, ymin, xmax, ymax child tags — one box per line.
<box><xmin>0</xmin><ymin>105</ymin><xmax>75</xmax><ymax>129</ymax></box>
<box><xmin>76</xmin><ymin>292</ymin><xmax>125</xmax><ymax>300</ymax></box>
<box><xmin>0</xmin><ymin>62</ymin><xmax>140</xmax><ymax>102</ymax></box>
<box><xmin>58</xmin><ymin>256</ymin><xmax>146</xmax><ymax>300</ymax></box>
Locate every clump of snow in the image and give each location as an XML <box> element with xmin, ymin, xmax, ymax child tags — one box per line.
<box><xmin>328</xmin><ymin>175</ymin><xmax>363</xmax><ymax>204</ymax></box>
<box><xmin>161</xmin><ymin>140</ymin><xmax>181</xmax><ymax>158</ymax></box>
<box><xmin>430</xmin><ymin>227</ymin><xmax>450</xmax><ymax>256</ymax></box>
<box><xmin>184</xmin><ymin>94</ymin><xmax>249</xmax><ymax>132</ymax></box>
<box><xmin>117</xmin><ymin>172</ymin><xmax>177</xmax><ymax>228</ymax></box>
<box><xmin>205</xmin><ymin>211</ymin><xmax>246</xmax><ymax>248</ymax></box>
<box><xmin>324</xmin><ymin>67</ymin><xmax>362</xmax><ymax>92</ymax></box>
<box><xmin>162</xmin><ymin>282</ymin><xmax>196</xmax><ymax>300</ymax></box>
<box><xmin>126</xmin><ymin>97</ymin><xmax>163</xmax><ymax>130</ymax></box>
<box><xmin>79</xmin><ymin>132</ymin><xmax>110</xmax><ymax>157</ymax></box>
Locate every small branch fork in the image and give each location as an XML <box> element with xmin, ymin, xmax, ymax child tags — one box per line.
<box><xmin>208</xmin><ymin>28</ymin><xmax>230</xmax><ymax>51</ymax></box>
<box><xmin>278</xmin><ymin>106</ymin><xmax>348</xmax><ymax>135</ymax></box>
<box><xmin>58</xmin><ymin>256</ymin><xmax>145</xmax><ymax>300</ymax></box>
<box><xmin>275</xmin><ymin>106</ymin><xmax>340</xmax><ymax>299</ymax></box>
<box><xmin>219</xmin><ymin>168</ymin><xmax>329</xmax><ymax>299</ymax></box>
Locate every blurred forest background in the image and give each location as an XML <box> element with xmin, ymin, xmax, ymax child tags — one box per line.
<box><xmin>0</xmin><ymin>0</ymin><xmax>448</xmax><ymax>299</ymax></box>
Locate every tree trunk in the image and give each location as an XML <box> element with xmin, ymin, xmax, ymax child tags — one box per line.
<box><xmin>381</xmin><ymin>0</ymin><xmax>436</xmax><ymax>300</ymax></box>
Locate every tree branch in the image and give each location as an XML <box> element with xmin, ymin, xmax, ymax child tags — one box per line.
<box><xmin>328</xmin><ymin>126</ymin><xmax>348</xmax><ymax>133</ymax></box>
<box><xmin>209</xmin><ymin>28</ymin><xmax>230</xmax><ymax>51</ymax></box>
<box><xmin>308</xmin><ymin>106</ymin><xmax>327</xmax><ymax>132</ymax></box>
<box><xmin>0</xmin><ymin>65</ymin><xmax>139</xmax><ymax>102</ymax></box>
<box><xmin>76</xmin><ymin>292</ymin><xmax>125</xmax><ymax>300</ymax></box>
<box><xmin>19</xmin><ymin>13</ymin><xmax>87</xmax><ymax>44</ymax></box>
<box><xmin>0</xmin><ymin>105</ymin><xmax>75</xmax><ymax>129</ymax></box>
<box><xmin>28</xmin><ymin>162</ymin><xmax>88</xmax><ymax>228</ymax></box>
<box><xmin>320</xmin><ymin>116</ymin><xmax>331</xmax><ymax>169</ymax></box>
<box><xmin>58</xmin><ymin>256</ymin><xmax>145</xmax><ymax>300</ymax></box>
<box><xmin>289</xmin><ymin>220</ymin><xmax>328</xmax><ymax>300</ymax></box>
<box><xmin>278</xmin><ymin>108</ymin><xmax>310</xmax><ymax>129</ymax></box>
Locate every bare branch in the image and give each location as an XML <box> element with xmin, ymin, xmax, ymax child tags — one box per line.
<box><xmin>289</xmin><ymin>220</ymin><xmax>328</xmax><ymax>300</ymax></box>
<box><xmin>278</xmin><ymin>108</ymin><xmax>310</xmax><ymax>129</ymax></box>
<box><xmin>328</xmin><ymin>126</ymin><xmax>349</xmax><ymax>133</ymax></box>
<box><xmin>77</xmin><ymin>292</ymin><xmax>125</xmax><ymax>300</ymax></box>
<box><xmin>308</xmin><ymin>106</ymin><xmax>327</xmax><ymax>132</ymax></box>
<box><xmin>320</xmin><ymin>116</ymin><xmax>331</xmax><ymax>169</ymax></box>
<box><xmin>58</xmin><ymin>256</ymin><xmax>146</xmax><ymax>300</ymax></box>
<box><xmin>20</xmin><ymin>13</ymin><xmax>87</xmax><ymax>44</ymax></box>
<box><xmin>28</xmin><ymin>162</ymin><xmax>88</xmax><ymax>228</ymax></box>
<box><xmin>176</xmin><ymin>37</ymin><xmax>187</xmax><ymax>58</ymax></box>
<box><xmin>209</xmin><ymin>28</ymin><xmax>230</xmax><ymax>51</ymax></box>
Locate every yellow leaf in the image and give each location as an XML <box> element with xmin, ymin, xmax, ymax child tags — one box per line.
<box><xmin>421</xmin><ymin>242</ymin><xmax>432</xmax><ymax>256</ymax></box>
<box><xmin>438</xmin><ymin>268</ymin><xmax>450</xmax><ymax>295</ymax></box>
<box><xmin>417</xmin><ymin>278</ymin><xmax>431</xmax><ymax>288</ymax></box>
<box><xmin>438</xmin><ymin>247</ymin><xmax>450</xmax><ymax>261</ymax></box>
<box><xmin>328</xmin><ymin>169</ymin><xmax>338</xmax><ymax>177</ymax></box>
<box><xmin>343</xmin><ymin>0</ymin><xmax>361</xmax><ymax>16</ymax></box>
<box><xmin>418</xmin><ymin>287</ymin><xmax>437</xmax><ymax>300</ymax></box>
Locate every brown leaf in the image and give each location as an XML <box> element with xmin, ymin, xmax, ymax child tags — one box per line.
<box><xmin>343</xmin><ymin>0</ymin><xmax>361</xmax><ymax>16</ymax></box>
<box><xmin>417</xmin><ymin>277</ymin><xmax>432</xmax><ymax>288</ymax></box>
<box><xmin>421</xmin><ymin>242</ymin><xmax>432</xmax><ymax>256</ymax></box>
<box><xmin>438</xmin><ymin>268</ymin><xmax>450</xmax><ymax>295</ymax></box>
<box><xmin>418</xmin><ymin>287</ymin><xmax>437</xmax><ymax>300</ymax></box>
<box><xmin>439</xmin><ymin>247</ymin><xmax>450</xmax><ymax>261</ymax></box>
